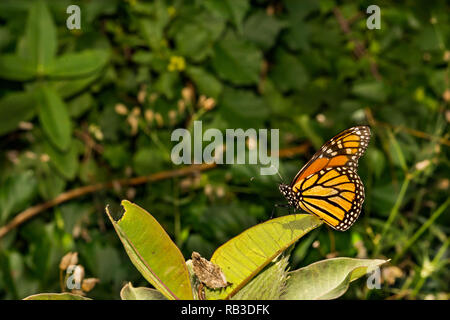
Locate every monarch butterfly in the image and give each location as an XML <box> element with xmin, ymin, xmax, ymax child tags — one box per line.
<box><xmin>279</xmin><ymin>126</ymin><xmax>371</xmax><ymax>231</ymax></box>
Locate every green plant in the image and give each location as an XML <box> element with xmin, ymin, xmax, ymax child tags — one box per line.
<box><xmin>24</xmin><ymin>200</ymin><xmax>387</xmax><ymax>300</ymax></box>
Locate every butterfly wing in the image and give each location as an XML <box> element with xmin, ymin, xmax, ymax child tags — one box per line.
<box><xmin>294</xmin><ymin>167</ymin><xmax>364</xmax><ymax>231</ymax></box>
<box><xmin>287</xmin><ymin>126</ymin><xmax>371</xmax><ymax>231</ymax></box>
<box><xmin>290</xmin><ymin>126</ymin><xmax>371</xmax><ymax>187</ymax></box>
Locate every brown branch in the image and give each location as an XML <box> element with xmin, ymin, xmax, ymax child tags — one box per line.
<box><xmin>0</xmin><ymin>143</ymin><xmax>311</xmax><ymax>239</ymax></box>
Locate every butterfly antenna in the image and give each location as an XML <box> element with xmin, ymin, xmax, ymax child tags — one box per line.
<box><xmin>270</xmin><ymin>165</ymin><xmax>285</xmax><ymax>184</ymax></box>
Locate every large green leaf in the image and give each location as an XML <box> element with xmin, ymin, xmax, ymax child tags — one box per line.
<box><xmin>46</xmin><ymin>50</ymin><xmax>110</xmax><ymax>78</ymax></box>
<box><xmin>282</xmin><ymin>258</ymin><xmax>388</xmax><ymax>300</ymax></box>
<box><xmin>20</xmin><ymin>0</ymin><xmax>57</xmax><ymax>76</ymax></box>
<box><xmin>270</xmin><ymin>49</ymin><xmax>309</xmax><ymax>92</ymax></box>
<box><xmin>211</xmin><ymin>31</ymin><xmax>262</xmax><ymax>85</ymax></box>
<box><xmin>51</xmin><ymin>69</ymin><xmax>104</xmax><ymax>99</ymax></box>
<box><xmin>23</xmin><ymin>293</ymin><xmax>91</xmax><ymax>300</ymax></box>
<box><xmin>106</xmin><ymin>200</ymin><xmax>193</xmax><ymax>300</ymax></box>
<box><xmin>120</xmin><ymin>282</ymin><xmax>168</xmax><ymax>300</ymax></box>
<box><xmin>243</xmin><ymin>10</ymin><xmax>286</xmax><ymax>50</ymax></box>
<box><xmin>37</xmin><ymin>86</ymin><xmax>72</xmax><ymax>151</ymax></box>
<box><xmin>206</xmin><ymin>214</ymin><xmax>323</xmax><ymax>300</ymax></box>
<box><xmin>231</xmin><ymin>253</ymin><xmax>290</xmax><ymax>300</ymax></box>
<box><xmin>0</xmin><ymin>55</ymin><xmax>36</xmax><ymax>81</ymax></box>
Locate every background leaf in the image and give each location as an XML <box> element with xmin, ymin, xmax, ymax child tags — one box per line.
<box><xmin>212</xmin><ymin>31</ymin><xmax>262</xmax><ymax>85</ymax></box>
<box><xmin>282</xmin><ymin>258</ymin><xmax>388</xmax><ymax>300</ymax></box>
<box><xmin>37</xmin><ymin>86</ymin><xmax>72</xmax><ymax>151</ymax></box>
<box><xmin>120</xmin><ymin>282</ymin><xmax>168</xmax><ymax>300</ymax></box>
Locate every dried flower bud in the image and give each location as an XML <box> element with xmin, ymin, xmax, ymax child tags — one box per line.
<box><xmin>127</xmin><ymin>114</ymin><xmax>139</xmax><ymax>135</ymax></box>
<box><xmin>131</xmin><ymin>107</ymin><xmax>141</xmax><ymax>116</ymax></box>
<box><xmin>81</xmin><ymin>278</ymin><xmax>100</xmax><ymax>292</ymax></box>
<box><xmin>382</xmin><ymin>266</ymin><xmax>404</xmax><ymax>285</ymax></box>
<box><xmin>155</xmin><ymin>112</ymin><xmax>164</xmax><ymax>127</ymax></box>
<box><xmin>24</xmin><ymin>151</ymin><xmax>37</xmax><ymax>159</ymax></box>
<box><xmin>443</xmin><ymin>89</ymin><xmax>450</xmax><ymax>102</ymax></box>
<box><xmin>203</xmin><ymin>97</ymin><xmax>216</xmax><ymax>111</ymax></box>
<box><xmin>204</xmin><ymin>184</ymin><xmax>213</xmax><ymax>196</ymax></box>
<box><xmin>115</xmin><ymin>103</ymin><xmax>128</xmax><ymax>115</ymax></box>
<box><xmin>18</xmin><ymin>121</ymin><xmax>33</xmax><ymax>130</ymax></box>
<box><xmin>144</xmin><ymin>109</ymin><xmax>154</xmax><ymax>123</ymax></box>
<box><xmin>137</xmin><ymin>85</ymin><xmax>147</xmax><ymax>104</ymax></box>
<box><xmin>177</xmin><ymin>99</ymin><xmax>186</xmax><ymax>114</ymax></box>
<box><xmin>312</xmin><ymin>240</ymin><xmax>320</xmax><ymax>248</ymax></box>
<box><xmin>444</xmin><ymin>51</ymin><xmax>450</xmax><ymax>62</ymax></box>
<box><xmin>216</xmin><ymin>186</ymin><xmax>225</xmax><ymax>198</ymax></box>
<box><xmin>40</xmin><ymin>153</ymin><xmax>50</xmax><ymax>163</ymax></box>
<box><xmin>182</xmin><ymin>84</ymin><xmax>195</xmax><ymax>103</ymax></box>
<box><xmin>168</xmin><ymin>110</ymin><xmax>177</xmax><ymax>125</ymax></box>
<box><xmin>198</xmin><ymin>95</ymin><xmax>207</xmax><ymax>108</ymax></box>
<box><xmin>415</xmin><ymin>159</ymin><xmax>430</xmax><ymax>171</ymax></box>
<box><xmin>59</xmin><ymin>252</ymin><xmax>78</xmax><ymax>270</ymax></box>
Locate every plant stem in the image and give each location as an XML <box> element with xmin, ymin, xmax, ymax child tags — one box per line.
<box><xmin>410</xmin><ymin>237</ymin><xmax>449</xmax><ymax>298</ymax></box>
<box><xmin>394</xmin><ymin>198</ymin><xmax>450</xmax><ymax>263</ymax></box>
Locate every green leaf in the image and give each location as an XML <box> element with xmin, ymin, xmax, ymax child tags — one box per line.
<box><xmin>37</xmin><ymin>164</ymin><xmax>66</xmax><ymax>200</ymax></box>
<box><xmin>243</xmin><ymin>10</ymin><xmax>286</xmax><ymax>50</ymax></box>
<box><xmin>43</xmin><ymin>141</ymin><xmax>79</xmax><ymax>181</ymax></box>
<box><xmin>67</xmin><ymin>92</ymin><xmax>95</xmax><ymax>118</ymax></box>
<box><xmin>212</xmin><ymin>32</ymin><xmax>262</xmax><ymax>85</ymax></box>
<box><xmin>282</xmin><ymin>258</ymin><xmax>388</xmax><ymax>300</ymax></box>
<box><xmin>220</xmin><ymin>87</ymin><xmax>269</xmax><ymax>127</ymax></box>
<box><xmin>20</xmin><ymin>0</ymin><xmax>57</xmax><ymax>76</ymax></box>
<box><xmin>51</xmin><ymin>69</ymin><xmax>104</xmax><ymax>99</ymax></box>
<box><xmin>231</xmin><ymin>253</ymin><xmax>290</xmax><ymax>300</ymax></box>
<box><xmin>0</xmin><ymin>91</ymin><xmax>36</xmax><ymax>135</ymax></box>
<box><xmin>0</xmin><ymin>171</ymin><xmax>37</xmax><ymax>223</ymax></box>
<box><xmin>206</xmin><ymin>214</ymin><xmax>323</xmax><ymax>300</ymax></box>
<box><xmin>203</xmin><ymin>0</ymin><xmax>250</xmax><ymax>32</ymax></box>
<box><xmin>270</xmin><ymin>49</ymin><xmax>309</xmax><ymax>92</ymax></box>
<box><xmin>23</xmin><ymin>293</ymin><xmax>91</xmax><ymax>300</ymax></box>
<box><xmin>0</xmin><ymin>54</ymin><xmax>36</xmax><ymax>81</ymax></box>
<box><xmin>37</xmin><ymin>86</ymin><xmax>72</xmax><ymax>151</ymax></box>
<box><xmin>46</xmin><ymin>50</ymin><xmax>110</xmax><ymax>78</ymax></box>
<box><xmin>224</xmin><ymin>0</ymin><xmax>250</xmax><ymax>32</ymax></box>
<box><xmin>185</xmin><ymin>66</ymin><xmax>223</xmax><ymax>99</ymax></box>
<box><xmin>120</xmin><ymin>282</ymin><xmax>168</xmax><ymax>300</ymax></box>
<box><xmin>155</xmin><ymin>72</ymin><xmax>180</xmax><ymax>100</ymax></box>
<box><xmin>106</xmin><ymin>200</ymin><xmax>193</xmax><ymax>300</ymax></box>
<box><xmin>173</xmin><ymin>23</ymin><xmax>212</xmax><ymax>62</ymax></box>
<box><xmin>351</xmin><ymin>81</ymin><xmax>387</xmax><ymax>102</ymax></box>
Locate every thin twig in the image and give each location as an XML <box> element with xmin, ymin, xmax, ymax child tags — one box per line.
<box><xmin>0</xmin><ymin>143</ymin><xmax>310</xmax><ymax>239</ymax></box>
<box><xmin>365</xmin><ymin>108</ymin><xmax>450</xmax><ymax>147</ymax></box>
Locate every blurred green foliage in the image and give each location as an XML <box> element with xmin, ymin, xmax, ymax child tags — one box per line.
<box><xmin>0</xmin><ymin>0</ymin><xmax>449</xmax><ymax>300</ymax></box>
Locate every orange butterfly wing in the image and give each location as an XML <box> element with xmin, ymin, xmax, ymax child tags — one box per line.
<box><xmin>287</xmin><ymin>126</ymin><xmax>371</xmax><ymax>231</ymax></box>
<box><xmin>291</xmin><ymin>126</ymin><xmax>371</xmax><ymax>186</ymax></box>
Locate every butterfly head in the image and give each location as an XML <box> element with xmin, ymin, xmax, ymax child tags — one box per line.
<box><xmin>279</xmin><ymin>184</ymin><xmax>297</xmax><ymax>208</ymax></box>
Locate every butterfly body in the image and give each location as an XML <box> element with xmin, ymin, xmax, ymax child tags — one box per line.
<box><xmin>280</xmin><ymin>126</ymin><xmax>371</xmax><ymax>231</ymax></box>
